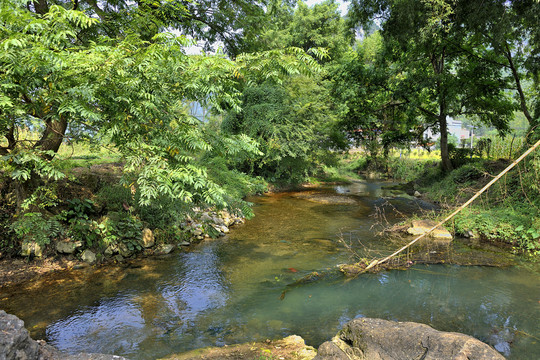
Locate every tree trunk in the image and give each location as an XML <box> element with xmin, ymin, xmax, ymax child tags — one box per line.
<box><xmin>33</xmin><ymin>116</ymin><xmax>68</xmax><ymax>157</ymax></box>
<box><xmin>504</xmin><ymin>43</ymin><xmax>534</xmax><ymax>128</ymax></box>
<box><xmin>32</xmin><ymin>0</ymin><xmax>49</xmax><ymax>14</ymax></box>
<box><xmin>439</xmin><ymin>114</ymin><xmax>453</xmax><ymax>172</ymax></box>
<box><xmin>431</xmin><ymin>49</ymin><xmax>453</xmax><ymax>172</ymax></box>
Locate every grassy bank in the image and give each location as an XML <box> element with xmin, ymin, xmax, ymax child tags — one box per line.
<box><xmin>333</xmin><ymin>146</ymin><xmax>539</xmax><ymax>255</ymax></box>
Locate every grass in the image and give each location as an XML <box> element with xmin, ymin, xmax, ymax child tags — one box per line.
<box><xmin>57</xmin><ymin>142</ymin><xmax>122</xmax><ymax>170</ymax></box>
<box><xmin>327</xmin><ymin>144</ymin><xmax>539</xmax><ymax>254</ymax></box>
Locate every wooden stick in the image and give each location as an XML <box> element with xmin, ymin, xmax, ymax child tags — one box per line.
<box><xmin>365</xmin><ymin>139</ymin><xmax>540</xmax><ymax>271</ymax></box>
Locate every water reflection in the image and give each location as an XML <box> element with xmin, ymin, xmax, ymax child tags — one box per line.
<box><xmin>1</xmin><ymin>182</ymin><xmax>538</xmax><ymax>359</ymax></box>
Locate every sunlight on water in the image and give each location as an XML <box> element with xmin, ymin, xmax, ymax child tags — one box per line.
<box><xmin>1</xmin><ymin>181</ymin><xmax>539</xmax><ymax>359</ymax></box>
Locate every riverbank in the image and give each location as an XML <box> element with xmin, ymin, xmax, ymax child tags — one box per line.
<box><xmin>335</xmin><ymin>151</ymin><xmax>539</xmax><ymax>255</ymax></box>
<box><xmin>2</xmin><ymin>309</ymin><xmax>506</xmax><ymax>360</ymax></box>
<box><xmin>1</xmin><ymin>181</ymin><xmax>537</xmax><ymax>359</ymax></box>
<box><xmin>0</xmin><ymin>162</ymin><xmax>251</xmax><ymax>289</ymax></box>
<box><xmin>0</xmin><ymin>208</ymin><xmax>245</xmax><ymax>289</ymax></box>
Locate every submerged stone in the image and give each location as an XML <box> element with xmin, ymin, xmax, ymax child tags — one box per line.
<box><xmin>156</xmin><ymin>244</ymin><xmax>175</xmax><ymax>255</ymax></box>
<box><xmin>407</xmin><ymin>219</ymin><xmax>453</xmax><ymax>241</ymax></box>
<box><xmin>161</xmin><ymin>334</ymin><xmax>316</xmax><ymax>360</ymax></box>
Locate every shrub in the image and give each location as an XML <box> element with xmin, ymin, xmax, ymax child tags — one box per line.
<box><xmin>96</xmin><ymin>184</ymin><xmax>133</xmax><ymax>213</ymax></box>
<box><xmin>57</xmin><ymin>198</ymin><xmax>101</xmax><ymax>247</ymax></box>
<box><xmin>101</xmin><ymin>212</ymin><xmax>143</xmax><ymax>252</ymax></box>
<box><xmin>11</xmin><ymin>212</ymin><xmax>62</xmax><ymax>247</ymax></box>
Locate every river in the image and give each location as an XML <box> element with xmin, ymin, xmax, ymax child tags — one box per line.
<box><xmin>1</xmin><ymin>180</ymin><xmax>539</xmax><ymax>359</ymax></box>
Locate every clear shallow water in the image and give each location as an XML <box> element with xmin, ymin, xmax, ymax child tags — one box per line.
<box><xmin>1</xmin><ymin>180</ymin><xmax>539</xmax><ymax>359</ymax></box>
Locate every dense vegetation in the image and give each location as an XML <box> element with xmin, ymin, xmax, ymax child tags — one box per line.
<box><xmin>0</xmin><ymin>0</ymin><xmax>538</xmax><ymax>260</ymax></box>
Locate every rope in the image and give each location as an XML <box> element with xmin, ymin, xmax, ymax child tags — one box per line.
<box><xmin>365</xmin><ymin>139</ymin><xmax>540</xmax><ymax>271</ymax></box>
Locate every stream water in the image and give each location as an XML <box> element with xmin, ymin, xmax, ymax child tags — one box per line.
<box><xmin>1</xmin><ymin>181</ymin><xmax>539</xmax><ymax>359</ymax></box>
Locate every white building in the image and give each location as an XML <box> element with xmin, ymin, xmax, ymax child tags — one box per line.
<box><xmin>423</xmin><ymin>118</ymin><xmax>471</xmax><ymax>146</ymax></box>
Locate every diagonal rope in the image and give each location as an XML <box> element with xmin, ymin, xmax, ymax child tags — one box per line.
<box><xmin>365</xmin><ymin>139</ymin><xmax>540</xmax><ymax>271</ymax></box>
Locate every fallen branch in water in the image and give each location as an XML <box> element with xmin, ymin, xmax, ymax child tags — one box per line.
<box><xmin>364</xmin><ymin>139</ymin><xmax>540</xmax><ymax>271</ymax></box>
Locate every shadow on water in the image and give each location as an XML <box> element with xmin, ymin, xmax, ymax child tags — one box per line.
<box><xmin>1</xmin><ymin>180</ymin><xmax>539</xmax><ymax>359</ymax></box>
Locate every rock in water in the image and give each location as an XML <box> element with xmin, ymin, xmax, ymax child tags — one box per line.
<box><xmin>406</xmin><ymin>219</ymin><xmax>453</xmax><ymax>242</ymax></box>
<box><xmin>314</xmin><ymin>318</ymin><xmax>505</xmax><ymax>360</ymax></box>
<box><xmin>0</xmin><ymin>310</ymin><xmax>39</xmax><ymax>360</ymax></box>
<box><xmin>156</xmin><ymin>244</ymin><xmax>175</xmax><ymax>255</ymax></box>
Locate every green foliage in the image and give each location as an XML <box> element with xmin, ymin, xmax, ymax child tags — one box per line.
<box><xmin>1</xmin><ymin>150</ymin><xmax>65</xmax><ymax>183</ymax></box>
<box><xmin>223</xmin><ymin>76</ymin><xmax>340</xmax><ymax>184</ymax></box>
<box><xmin>386</xmin><ymin>157</ymin><xmax>440</xmax><ymax>182</ymax></box>
<box><xmin>135</xmin><ymin>196</ymin><xmax>191</xmax><ymax>231</ymax></box>
<box><xmin>101</xmin><ymin>212</ymin><xmax>143</xmax><ymax>251</ymax></box>
<box><xmin>249</xmin><ymin>0</ymin><xmax>352</xmax><ymax>63</ymax></box>
<box><xmin>96</xmin><ymin>184</ymin><xmax>133</xmax><ymax>213</ymax></box>
<box><xmin>454</xmin><ymin>206</ymin><xmax>540</xmax><ymax>254</ymax></box>
<box><xmin>331</xmin><ymin>32</ymin><xmax>420</xmax><ymax>160</ymax></box>
<box><xmin>448</xmin><ymin>145</ymin><xmax>474</xmax><ymax>169</ymax></box>
<box><xmin>486</xmin><ymin>135</ymin><xmax>526</xmax><ymax>160</ymax></box>
<box><xmin>422</xmin><ymin>163</ymin><xmax>485</xmax><ymax>204</ymax></box>
<box><xmin>153</xmin><ymin>226</ymin><xmax>189</xmax><ymax>245</ymax></box>
<box><xmin>11</xmin><ymin>212</ymin><xmax>61</xmax><ymax>247</ymax></box>
<box><xmin>205</xmin><ymin>157</ymin><xmax>268</xmax><ymax>200</ymax></box>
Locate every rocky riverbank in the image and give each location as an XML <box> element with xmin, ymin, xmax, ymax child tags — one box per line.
<box><xmin>0</xmin><ymin>208</ymin><xmax>245</xmax><ymax>288</ymax></box>
<box><xmin>1</xmin><ymin>310</ymin><xmax>505</xmax><ymax>360</ymax></box>
<box><xmin>0</xmin><ymin>310</ymin><xmax>127</xmax><ymax>360</ymax></box>
<box><xmin>314</xmin><ymin>318</ymin><xmax>505</xmax><ymax>360</ymax></box>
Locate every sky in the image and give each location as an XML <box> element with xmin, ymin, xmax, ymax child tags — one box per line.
<box><xmin>304</xmin><ymin>0</ymin><xmax>349</xmax><ymax>15</ymax></box>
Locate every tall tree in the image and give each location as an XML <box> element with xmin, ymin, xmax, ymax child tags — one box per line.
<box><xmin>455</xmin><ymin>0</ymin><xmax>540</xmax><ymax>142</ymax></box>
<box><xmin>331</xmin><ymin>32</ymin><xmax>422</xmax><ymax>164</ymax></box>
<box><xmin>24</xmin><ymin>0</ymin><xmax>270</xmax><ymax>56</ymax></box>
<box><xmin>348</xmin><ymin>0</ymin><xmax>516</xmax><ymax>171</ymax></box>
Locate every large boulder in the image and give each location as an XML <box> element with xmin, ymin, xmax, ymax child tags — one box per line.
<box><xmin>0</xmin><ymin>310</ymin><xmax>39</xmax><ymax>360</ymax></box>
<box><xmin>314</xmin><ymin>318</ymin><xmax>505</xmax><ymax>360</ymax></box>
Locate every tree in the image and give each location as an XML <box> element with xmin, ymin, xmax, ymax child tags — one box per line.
<box><xmin>22</xmin><ymin>0</ymin><xmax>275</xmax><ymax>57</ymax></box>
<box><xmin>455</xmin><ymin>0</ymin><xmax>540</xmax><ymax>143</ymax></box>
<box><xmin>347</xmin><ymin>0</ymin><xmax>516</xmax><ymax>171</ymax></box>
<box><xmin>331</xmin><ymin>32</ymin><xmax>422</xmax><ymax>164</ymax></box>
<box><xmin>0</xmin><ymin>0</ymin><xmax>321</xmax><ymax>211</ymax></box>
<box><xmin>248</xmin><ymin>0</ymin><xmax>353</xmax><ymax>63</ymax></box>
<box><xmin>222</xmin><ymin>74</ymin><xmax>340</xmax><ymax>183</ymax></box>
